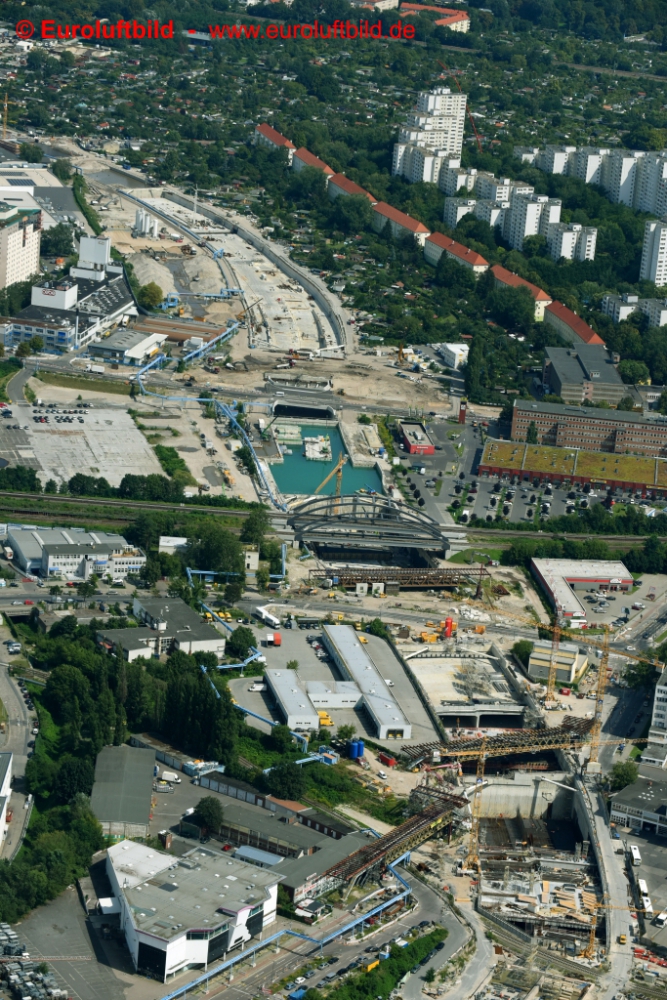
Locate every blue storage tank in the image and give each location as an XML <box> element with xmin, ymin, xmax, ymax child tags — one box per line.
<box><xmin>357</xmin><ymin>739</ymin><xmax>365</xmax><ymax>758</ymax></box>
<box><xmin>348</xmin><ymin>739</ymin><xmax>359</xmax><ymax>759</ymax></box>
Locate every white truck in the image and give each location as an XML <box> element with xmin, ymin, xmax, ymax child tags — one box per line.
<box><xmin>256</xmin><ymin>606</ymin><xmax>281</xmax><ymax>628</ymax></box>
<box><xmin>3</xmin><ymin>547</ymin><xmax>12</xmax><ymax>561</ymax></box>
<box><xmin>162</xmin><ymin>770</ymin><xmax>182</xmax><ymax>784</ymax></box>
<box><xmin>85</xmin><ymin>364</ymin><xmax>105</xmax><ymax>374</ymax></box>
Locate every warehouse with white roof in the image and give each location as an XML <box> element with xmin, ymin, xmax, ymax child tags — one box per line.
<box><xmin>321</xmin><ymin>625</ymin><xmax>412</xmax><ymax>739</ymax></box>
<box><xmin>530</xmin><ymin>558</ymin><xmax>633</xmax><ymax>619</ymax></box>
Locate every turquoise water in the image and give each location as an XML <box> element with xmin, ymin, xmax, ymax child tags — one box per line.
<box><xmin>270</xmin><ymin>424</ymin><xmax>384</xmax><ymax>496</ymax></box>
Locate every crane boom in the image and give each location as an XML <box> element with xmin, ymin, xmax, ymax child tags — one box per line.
<box><xmin>314</xmin><ymin>452</ymin><xmax>347</xmax><ymax>496</ymax></box>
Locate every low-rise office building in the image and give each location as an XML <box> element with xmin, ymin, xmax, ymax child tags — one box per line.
<box><xmin>435</xmin><ymin>343</ymin><xmax>469</xmax><ymax>369</ymax></box>
<box><xmin>131</xmin><ymin>596</ymin><xmax>227</xmax><ymax>658</ymax></box>
<box><xmin>511</xmin><ymin>399</ymin><xmax>667</xmax><ymax>458</ymax></box>
<box><xmin>541</xmin><ymin>346</ymin><xmax>627</xmax><ymax>406</ymax></box>
<box><xmin>90</xmin><ymin>327</ymin><xmax>167</xmax><ymax>366</ymax></box>
<box><xmin>7</xmin><ymin>526</ymin><xmax>146</xmax><ymax>579</ymax></box>
<box><xmin>609</xmin><ymin>776</ymin><xmax>667</xmax><ymax>837</ymax></box>
<box><xmin>277</xmin><ymin>830</ymin><xmax>371</xmax><ymax>902</ymax></box>
<box><xmin>106</xmin><ymin>840</ymin><xmax>281</xmax><ymax>981</ymax></box>
<box><xmin>526</xmin><ymin>640</ymin><xmax>588</xmax><ymax>685</ymax></box>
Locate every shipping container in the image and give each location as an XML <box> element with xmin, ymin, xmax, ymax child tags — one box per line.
<box><xmin>378</xmin><ymin>752</ymin><xmax>397</xmax><ymax>767</ymax></box>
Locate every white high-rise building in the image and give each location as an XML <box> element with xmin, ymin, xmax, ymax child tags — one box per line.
<box><xmin>601</xmin><ymin>149</ymin><xmax>645</xmax><ymax>207</ymax></box>
<box><xmin>475</xmin><ymin>174</ymin><xmax>512</xmax><ymax>201</ymax></box>
<box><xmin>439</xmin><ymin>165</ymin><xmax>475</xmax><ymax>195</ymax></box>
<box><xmin>474</xmin><ymin>200</ymin><xmax>510</xmax><ymax>230</ymax></box>
<box><xmin>443</xmin><ymin>198</ymin><xmax>476</xmax><ymax>229</ymax></box>
<box><xmin>572</xmin><ymin>147</ymin><xmax>610</xmax><ymax>185</ymax></box>
<box><xmin>649</xmin><ymin>674</ymin><xmax>667</xmax><ymax>745</ymax></box>
<box><xmin>0</xmin><ymin>201</ymin><xmax>41</xmax><ymax>290</ymax></box>
<box><xmin>505</xmin><ymin>193</ymin><xmax>561</xmax><ymax>251</ymax></box>
<box><xmin>546</xmin><ymin>222</ymin><xmax>597</xmax><ymax>262</ymax></box>
<box><xmin>634</xmin><ymin>152</ymin><xmax>667</xmax><ymax>214</ymax></box>
<box><xmin>537</xmin><ymin>145</ymin><xmax>576</xmax><ymax>175</ymax></box>
<box><xmin>393</xmin><ymin>87</ymin><xmax>467</xmax><ymax>183</ymax></box>
<box><xmin>392</xmin><ymin>145</ymin><xmax>458</xmax><ymax>185</ymax></box>
<box><xmin>640</xmin><ymin>218</ymin><xmax>667</xmax><ymax>286</ymax></box>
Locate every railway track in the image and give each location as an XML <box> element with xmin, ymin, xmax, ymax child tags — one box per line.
<box><xmin>466</xmin><ymin>527</ymin><xmax>656</xmax><ymax>547</ymax></box>
<box><xmin>0</xmin><ymin>490</ymin><xmax>250</xmax><ymax>519</ymax></box>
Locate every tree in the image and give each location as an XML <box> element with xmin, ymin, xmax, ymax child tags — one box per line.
<box><xmin>226</xmin><ymin>625</ymin><xmax>255</xmax><ymax>659</ymax></box>
<box><xmin>194</xmin><ymin>795</ymin><xmax>224</xmax><ymax>833</ymax></box>
<box><xmin>224</xmin><ymin>581</ymin><xmax>243</xmax><ymax>605</ymax></box>
<box><xmin>272</xmin><ymin>724</ymin><xmax>294</xmax><ymax>752</ymax></box>
<box><xmin>137</xmin><ymin>282</ymin><xmax>163</xmax><ymax>309</ymax></box>
<box><xmin>56</xmin><ymin>756</ymin><xmax>94</xmax><ymax>801</ymax></box>
<box><xmin>286</xmin><ymin>659</ymin><xmax>299</xmax><ymax>671</ymax></box>
<box><xmin>424</xmin><ymin>969</ymin><xmax>436</xmax><ymax>984</ymax></box>
<box><xmin>29</xmin><ymin>336</ymin><xmax>44</xmax><ymax>354</ymax></box>
<box><xmin>657</xmin><ymin>390</ymin><xmax>667</xmax><ymax>415</ymax></box>
<box><xmin>512</xmin><ymin>640</ymin><xmax>533</xmax><ymax>669</ymax></box>
<box><xmin>366</xmin><ymin>618</ymin><xmax>389</xmax><ymax>640</ymax></box>
<box><xmin>625</xmin><ymin>659</ymin><xmax>660</xmax><ymax>689</ymax></box>
<box><xmin>240</xmin><ymin>507</ymin><xmax>270</xmax><ymax>544</ymax></box>
<box><xmin>18</xmin><ymin>143</ymin><xmax>43</xmax><ymax>163</ymax></box>
<box><xmin>267</xmin><ymin>761</ymin><xmax>306</xmax><ymax>800</ymax></box>
<box><xmin>51</xmin><ymin>159</ymin><xmax>72</xmax><ymax>182</ymax></box>
<box><xmin>617</xmin><ymin>360</ymin><xmax>650</xmax><ymax>384</ymax></box>
<box><xmin>609</xmin><ymin>761</ymin><xmax>638</xmax><ymax>791</ymax></box>
<box><xmin>77</xmin><ymin>581</ymin><xmax>96</xmax><ymax>600</ymax></box>
<box><xmin>337</xmin><ymin>724</ymin><xmax>355</xmax><ymax>741</ymax></box>
<box><xmin>256</xmin><ymin>567</ymin><xmax>270</xmax><ymax>591</ymax></box>
<box><xmin>15</xmin><ymin>342</ymin><xmax>31</xmax><ymax>358</ymax></box>
<box><xmin>237</xmin><ymin>446</ymin><xmax>257</xmax><ymax>478</ymax></box>
<box><xmin>44</xmin><ymin>479</ymin><xmax>58</xmax><ymax>494</ymax></box>
<box><xmin>617</xmin><ymin>396</ymin><xmax>636</xmax><ymax>412</ymax></box>
<box><xmin>526</xmin><ymin>421</ymin><xmax>538</xmax><ymax>444</ymax></box>
<box><xmin>40</xmin><ymin>222</ymin><xmax>74</xmax><ymax>258</ymax></box>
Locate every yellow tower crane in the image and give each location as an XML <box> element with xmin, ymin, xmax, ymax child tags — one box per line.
<box><xmin>314</xmin><ymin>452</ymin><xmax>348</xmax><ymax>515</ymax></box>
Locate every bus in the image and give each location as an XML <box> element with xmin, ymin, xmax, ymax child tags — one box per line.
<box><xmin>655</xmin><ymin>911</ymin><xmax>667</xmax><ymax>928</ymax></box>
<box><xmin>642</xmin><ymin>896</ymin><xmax>654</xmax><ymax>917</ymax></box>
<box><xmin>637</xmin><ymin>878</ymin><xmax>649</xmax><ymax>896</ymax></box>
<box><xmin>631</xmin><ymin>845</ymin><xmax>642</xmax><ymax>867</ymax></box>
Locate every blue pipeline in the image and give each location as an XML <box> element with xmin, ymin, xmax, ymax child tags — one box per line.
<box><xmin>157</xmin><ymin>853</ymin><xmax>414</xmax><ymax>1000</ymax></box>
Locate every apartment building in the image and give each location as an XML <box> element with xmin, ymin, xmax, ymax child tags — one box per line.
<box><xmin>398</xmin><ymin>3</ymin><xmax>470</xmax><ymax>29</ymax></box>
<box><xmin>537</xmin><ymin>145</ymin><xmax>576</xmax><ymax>175</ymax></box>
<box><xmin>292</xmin><ymin>148</ymin><xmax>334</xmax><ymax>178</ymax></box>
<box><xmin>443</xmin><ymin>197</ymin><xmax>476</xmax><ymax>228</ymax></box>
<box><xmin>254</xmin><ymin>123</ymin><xmax>295</xmax><ymax>163</ymax></box>
<box><xmin>504</xmin><ymin>193</ymin><xmax>561</xmax><ymax>251</ymax></box>
<box><xmin>640</xmin><ymin>218</ymin><xmax>667</xmax><ymax>286</ymax></box>
<box><xmin>372</xmin><ymin>202</ymin><xmax>430</xmax><ymax>245</ymax></box>
<box><xmin>572</xmin><ymin>147</ymin><xmax>610</xmax><ymax>185</ymax></box>
<box><xmin>392</xmin><ymin>87</ymin><xmax>466</xmax><ymax>182</ymax></box>
<box><xmin>490</xmin><ymin>264</ymin><xmax>552</xmax><ymax>320</ymax></box>
<box><xmin>328</xmin><ymin>174</ymin><xmax>376</xmax><ymax>203</ymax></box>
<box><xmin>511</xmin><ymin>399</ymin><xmax>667</xmax><ymax>457</ymax></box>
<box><xmin>0</xmin><ymin>202</ymin><xmax>41</xmax><ymax>290</ymax></box>
<box><xmin>439</xmin><ymin>163</ymin><xmax>475</xmax><ymax>195</ymax></box>
<box><xmin>473</xmin><ymin>199</ymin><xmax>510</xmax><ymax>230</ymax></box>
<box><xmin>544</xmin><ymin>301</ymin><xmax>605</xmax><ymax>346</ymax></box>
<box><xmin>649</xmin><ymin>675</ymin><xmax>667</xmax><ymax>746</ymax></box>
<box><xmin>602</xmin><ymin>292</ymin><xmax>667</xmax><ymax>328</ymax></box>
<box><xmin>423</xmin><ymin>232</ymin><xmax>488</xmax><ymax>273</ymax></box>
<box><xmin>546</xmin><ymin>222</ymin><xmax>597</xmax><ymax>262</ymax></box>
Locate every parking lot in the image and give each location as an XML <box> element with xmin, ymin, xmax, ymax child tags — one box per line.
<box><xmin>227</xmin><ymin>625</ymin><xmax>439</xmax><ymax>748</ymax></box>
<box><xmin>0</xmin><ymin>400</ymin><xmax>162</xmax><ymax>486</ymax></box>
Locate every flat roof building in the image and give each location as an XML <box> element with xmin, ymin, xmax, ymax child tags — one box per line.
<box><xmin>7</xmin><ymin>526</ymin><xmax>146</xmax><ymax>579</ymax></box>
<box><xmin>91</xmin><ymin>327</ymin><xmax>167</xmax><ymax>366</ymax></box>
<box><xmin>321</xmin><ymin>625</ymin><xmax>411</xmax><ymax>739</ymax></box>
<box><xmin>531</xmin><ymin>558</ymin><xmax>632</xmax><ymax>619</ymax></box>
<box><xmin>264</xmin><ymin>669</ymin><xmax>320</xmax><ymax>732</ymax></box>
<box><xmin>106</xmin><ymin>840</ymin><xmax>281</xmax><ymax>981</ymax></box>
<box><xmin>90</xmin><ymin>746</ymin><xmax>155</xmax><ymax>839</ymax></box>
<box><xmin>277</xmin><ymin>830</ymin><xmax>370</xmax><ymax>902</ymax></box>
<box><xmin>542</xmin><ymin>346</ymin><xmax>626</xmax><ymax>406</ymax></box>
<box><xmin>526</xmin><ymin>640</ymin><xmax>588</xmax><ymax>686</ymax></box>
<box><xmin>609</xmin><ymin>775</ymin><xmax>667</xmax><ymax>837</ymax></box>
<box><xmin>399</xmin><ymin>421</ymin><xmax>435</xmax><ymax>455</ymax></box>
<box><xmin>131</xmin><ymin>596</ymin><xmax>227</xmax><ymax>658</ymax></box>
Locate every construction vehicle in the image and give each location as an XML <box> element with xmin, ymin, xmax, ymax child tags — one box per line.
<box><xmin>420</xmin><ymin>632</ymin><xmax>439</xmax><ymax>643</ymax></box>
<box><xmin>318</xmin><ymin>711</ymin><xmax>334</xmax><ymax>727</ymax></box>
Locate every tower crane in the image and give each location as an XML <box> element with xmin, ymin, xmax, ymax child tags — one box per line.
<box><xmin>314</xmin><ymin>452</ymin><xmax>348</xmax><ymax>515</ymax></box>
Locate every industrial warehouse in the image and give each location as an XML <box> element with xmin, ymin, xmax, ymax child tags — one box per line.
<box><xmin>530</xmin><ymin>558</ymin><xmax>633</xmax><ymax>619</ymax></box>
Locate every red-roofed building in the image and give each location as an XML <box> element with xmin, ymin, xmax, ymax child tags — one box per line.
<box><xmin>372</xmin><ymin>202</ymin><xmax>431</xmax><ymax>246</ymax></box>
<box><xmin>544</xmin><ymin>301</ymin><xmax>605</xmax><ymax>346</ymax></box>
<box><xmin>292</xmin><ymin>147</ymin><xmax>335</xmax><ymax>178</ymax></box>
<box><xmin>399</xmin><ymin>3</ymin><xmax>470</xmax><ymax>29</ymax></box>
<box><xmin>423</xmin><ymin>232</ymin><xmax>488</xmax><ymax>274</ymax></box>
<box><xmin>328</xmin><ymin>174</ymin><xmax>377</xmax><ymax>204</ymax></box>
<box><xmin>491</xmin><ymin>264</ymin><xmax>552</xmax><ymax>320</ymax></box>
<box><xmin>254</xmin><ymin>123</ymin><xmax>295</xmax><ymax>164</ymax></box>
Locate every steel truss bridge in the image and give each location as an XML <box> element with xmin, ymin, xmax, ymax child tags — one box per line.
<box><xmin>400</xmin><ymin>718</ymin><xmax>596</xmax><ymax>768</ymax></box>
<box><xmin>309</xmin><ymin>564</ymin><xmax>489</xmax><ymax>589</ymax></box>
<box><xmin>321</xmin><ymin>795</ymin><xmax>468</xmax><ymax>889</ymax></box>
<box><xmin>288</xmin><ymin>494</ymin><xmax>447</xmax><ymax>551</ymax></box>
